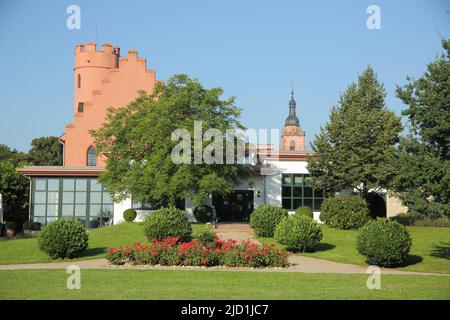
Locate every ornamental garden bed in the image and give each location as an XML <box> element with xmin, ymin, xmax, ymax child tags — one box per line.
<box><xmin>106</xmin><ymin>237</ymin><xmax>289</xmax><ymax>268</ymax></box>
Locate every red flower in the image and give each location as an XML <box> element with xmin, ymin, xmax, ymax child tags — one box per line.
<box><xmin>270</xmin><ymin>243</ymin><xmax>276</xmax><ymax>247</ymax></box>
<box><xmin>201</xmin><ymin>257</ymin><xmax>207</xmax><ymax>265</ymax></box>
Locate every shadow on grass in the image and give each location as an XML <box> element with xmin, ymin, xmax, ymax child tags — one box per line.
<box><xmin>430</xmin><ymin>242</ymin><xmax>450</xmax><ymax>260</ymax></box>
<box><xmin>79</xmin><ymin>247</ymin><xmax>107</xmax><ymax>258</ymax></box>
<box><xmin>314</xmin><ymin>243</ymin><xmax>336</xmax><ymax>252</ymax></box>
<box><xmin>397</xmin><ymin>254</ymin><xmax>423</xmax><ymax>267</ymax></box>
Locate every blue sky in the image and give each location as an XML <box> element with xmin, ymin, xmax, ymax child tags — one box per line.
<box><xmin>0</xmin><ymin>0</ymin><xmax>449</xmax><ymax>152</ymax></box>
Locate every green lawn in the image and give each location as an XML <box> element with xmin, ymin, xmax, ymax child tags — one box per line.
<box><xmin>0</xmin><ymin>269</ymin><xmax>449</xmax><ymax>300</ymax></box>
<box><xmin>0</xmin><ymin>223</ymin><xmax>210</xmax><ymax>265</ymax></box>
<box><xmin>259</xmin><ymin>225</ymin><xmax>450</xmax><ymax>274</ymax></box>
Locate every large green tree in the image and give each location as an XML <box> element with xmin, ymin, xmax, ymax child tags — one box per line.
<box><xmin>393</xmin><ymin>39</ymin><xmax>450</xmax><ymax>217</ymax></box>
<box><xmin>307</xmin><ymin>67</ymin><xmax>402</xmax><ymax>206</ymax></box>
<box><xmin>0</xmin><ymin>159</ymin><xmax>29</xmax><ymax>224</ymax></box>
<box><xmin>91</xmin><ymin>74</ymin><xmax>246</xmax><ymax>205</ymax></box>
<box><xmin>27</xmin><ymin>136</ymin><xmax>63</xmax><ymax>166</ymax></box>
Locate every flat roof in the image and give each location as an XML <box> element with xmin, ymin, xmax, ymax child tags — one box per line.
<box><xmin>17</xmin><ymin>166</ymin><xmax>106</xmax><ymax>177</ymax></box>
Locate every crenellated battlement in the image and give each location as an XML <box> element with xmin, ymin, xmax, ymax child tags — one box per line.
<box><xmin>75</xmin><ymin>42</ymin><xmax>120</xmax><ymax>70</ymax></box>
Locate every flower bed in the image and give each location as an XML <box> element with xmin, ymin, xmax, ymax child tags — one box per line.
<box><xmin>106</xmin><ymin>238</ymin><xmax>288</xmax><ymax>268</ymax></box>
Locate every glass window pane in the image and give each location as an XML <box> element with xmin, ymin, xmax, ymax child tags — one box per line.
<box><xmin>102</xmin><ymin>192</ymin><xmax>113</xmax><ymax>204</ymax></box>
<box><xmin>102</xmin><ymin>205</ymin><xmax>114</xmax><ymax>217</ymax></box>
<box><xmin>282</xmin><ymin>198</ymin><xmax>291</xmax><ymax>210</ymax></box>
<box><xmin>47</xmin><ymin>192</ymin><xmax>59</xmax><ymax>204</ymax></box>
<box><xmin>63</xmin><ymin>179</ymin><xmax>75</xmax><ymax>191</ymax></box>
<box><xmin>75</xmin><ymin>192</ymin><xmax>86</xmax><ymax>204</ymax></box>
<box><xmin>33</xmin><ymin>204</ymin><xmax>46</xmax><ymax>216</ymax></box>
<box><xmin>294</xmin><ymin>175</ymin><xmax>303</xmax><ymax>185</ymax></box>
<box><xmin>90</xmin><ymin>192</ymin><xmax>102</xmax><ymax>204</ymax></box>
<box><xmin>62</xmin><ymin>204</ymin><xmax>74</xmax><ymax>216</ymax></box>
<box><xmin>76</xmin><ymin>179</ymin><xmax>87</xmax><ymax>191</ymax></box>
<box><xmin>47</xmin><ymin>179</ymin><xmax>60</xmax><ymax>191</ymax></box>
<box><xmin>46</xmin><ymin>204</ymin><xmax>58</xmax><ymax>216</ymax></box>
<box><xmin>293</xmin><ymin>198</ymin><xmax>302</xmax><ymax>210</ymax></box>
<box><xmin>75</xmin><ymin>205</ymin><xmax>86</xmax><ymax>217</ymax></box>
<box><xmin>293</xmin><ymin>186</ymin><xmax>302</xmax><ymax>197</ymax></box>
<box><xmin>314</xmin><ymin>198</ymin><xmax>323</xmax><ymax>211</ymax></box>
<box><xmin>314</xmin><ymin>189</ymin><xmax>324</xmax><ymax>198</ymax></box>
<box><xmin>33</xmin><ymin>216</ymin><xmax>46</xmax><ymax>225</ymax></box>
<box><xmin>303</xmin><ymin>198</ymin><xmax>313</xmax><ymax>209</ymax></box>
<box><xmin>46</xmin><ymin>217</ymin><xmax>57</xmax><ymax>224</ymax></box>
<box><xmin>90</xmin><ymin>204</ymin><xmax>102</xmax><ymax>216</ymax></box>
<box><xmin>34</xmin><ymin>191</ymin><xmax>46</xmax><ymax>203</ymax></box>
<box><xmin>63</xmin><ymin>192</ymin><xmax>74</xmax><ymax>203</ymax></box>
<box><xmin>35</xmin><ymin>179</ymin><xmax>46</xmax><ymax>191</ymax></box>
<box><xmin>90</xmin><ymin>179</ymin><xmax>102</xmax><ymax>191</ymax></box>
<box><xmin>282</xmin><ymin>175</ymin><xmax>292</xmax><ymax>185</ymax></box>
<box><xmin>304</xmin><ymin>186</ymin><xmax>313</xmax><ymax>198</ymax></box>
<box><xmin>282</xmin><ymin>186</ymin><xmax>291</xmax><ymax>198</ymax></box>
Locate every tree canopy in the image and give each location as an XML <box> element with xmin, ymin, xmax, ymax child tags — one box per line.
<box><xmin>307</xmin><ymin>66</ymin><xmax>402</xmax><ymax>201</ymax></box>
<box><xmin>91</xmin><ymin>74</ymin><xmax>247</xmax><ymax>205</ymax></box>
<box><xmin>27</xmin><ymin>136</ymin><xmax>63</xmax><ymax>166</ymax></box>
<box><xmin>393</xmin><ymin>39</ymin><xmax>450</xmax><ymax>217</ymax></box>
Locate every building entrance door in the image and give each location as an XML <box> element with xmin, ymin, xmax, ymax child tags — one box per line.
<box><xmin>213</xmin><ymin>190</ymin><xmax>254</xmax><ymax>222</ymax></box>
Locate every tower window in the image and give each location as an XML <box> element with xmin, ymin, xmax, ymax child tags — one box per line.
<box><xmin>87</xmin><ymin>146</ymin><xmax>96</xmax><ymax>166</ymax></box>
<box><xmin>77</xmin><ymin>74</ymin><xmax>81</xmax><ymax>88</ymax></box>
<box><xmin>77</xmin><ymin>102</ymin><xmax>84</xmax><ymax>113</ymax></box>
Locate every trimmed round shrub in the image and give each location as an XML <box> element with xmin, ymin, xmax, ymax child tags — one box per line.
<box><xmin>193</xmin><ymin>205</ymin><xmax>213</xmax><ymax>223</ymax></box>
<box><xmin>357</xmin><ymin>218</ymin><xmax>412</xmax><ymax>267</ymax></box>
<box><xmin>143</xmin><ymin>207</ymin><xmax>192</xmax><ymax>242</ymax></box>
<box><xmin>320</xmin><ymin>196</ymin><xmax>370</xmax><ymax>230</ymax></box>
<box><xmin>249</xmin><ymin>205</ymin><xmax>288</xmax><ymax>237</ymax></box>
<box><xmin>123</xmin><ymin>208</ymin><xmax>137</xmax><ymax>222</ymax></box>
<box><xmin>274</xmin><ymin>215</ymin><xmax>322</xmax><ymax>252</ymax></box>
<box><xmin>295</xmin><ymin>206</ymin><xmax>313</xmax><ymax>218</ymax></box>
<box><xmin>38</xmin><ymin>219</ymin><xmax>88</xmax><ymax>259</ymax></box>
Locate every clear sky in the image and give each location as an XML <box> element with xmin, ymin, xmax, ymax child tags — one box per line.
<box><xmin>0</xmin><ymin>0</ymin><xmax>449</xmax><ymax>152</ymax></box>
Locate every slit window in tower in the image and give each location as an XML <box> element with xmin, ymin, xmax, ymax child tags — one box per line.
<box><xmin>77</xmin><ymin>102</ymin><xmax>84</xmax><ymax>113</ymax></box>
<box><xmin>77</xmin><ymin>74</ymin><xmax>81</xmax><ymax>88</ymax></box>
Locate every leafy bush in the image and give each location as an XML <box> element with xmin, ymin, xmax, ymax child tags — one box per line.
<box><xmin>38</xmin><ymin>219</ymin><xmax>88</xmax><ymax>259</ymax></box>
<box><xmin>23</xmin><ymin>221</ymin><xmax>34</xmax><ymax>230</ymax></box>
<box><xmin>123</xmin><ymin>209</ymin><xmax>137</xmax><ymax>222</ymax></box>
<box><xmin>414</xmin><ymin>217</ymin><xmax>450</xmax><ymax>228</ymax></box>
<box><xmin>295</xmin><ymin>206</ymin><xmax>313</xmax><ymax>218</ymax></box>
<box><xmin>249</xmin><ymin>205</ymin><xmax>288</xmax><ymax>237</ymax></box>
<box><xmin>196</xmin><ymin>230</ymin><xmax>218</xmax><ymax>247</ymax></box>
<box><xmin>193</xmin><ymin>205</ymin><xmax>213</xmax><ymax>223</ymax></box>
<box><xmin>274</xmin><ymin>215</ymin><xmax>322</xmax><ymax>252</ymax></box>
<box><xmin>357</xmin><ymin>218</ymin><xmax>412</xmax><ymax>267</ymax></box>
<box><xmin>106</xmin><ymin>238</ymin><xmax>288</xmax><ymax>268</ymax></box>
<box><xmin>5</xmin><ymin>221</ymin><xmax>17</xmax><ymax>231</ymax></box>
<box><xmin>143</xmin><ymin>207</ymin><xmax>192</xmax><ymax>242</ymax></box>
<box><xmin>391</xmin><ymin>213</ymin><xmax>450</xmax><ymax>227</ymax></box>
<box><xmin>320</xmin><ymin>196</ymin><xmax>370</xmax><ymax>230</ymax></box>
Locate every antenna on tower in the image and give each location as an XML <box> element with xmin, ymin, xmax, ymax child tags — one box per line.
<box><xmin>291</xmin><ymin>81</ymin><xmax>295</xmax><ymax>99</ymax></box>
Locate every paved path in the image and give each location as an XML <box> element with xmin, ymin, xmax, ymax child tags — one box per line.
<box><xmin>0</xmin><ymin>223</ymin><xmax>447</xmax><ymax>276</ymax></box>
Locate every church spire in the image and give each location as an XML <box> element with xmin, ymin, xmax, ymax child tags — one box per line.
<box><xmin>285</xmin><ymin>82</ymin><xmax>299</xmax><ymax>126</ymax></box>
